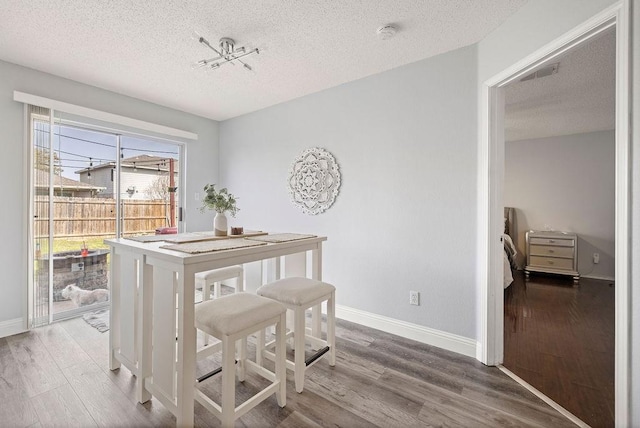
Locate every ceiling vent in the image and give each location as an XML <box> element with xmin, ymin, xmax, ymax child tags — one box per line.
<box><xmin>520</xmin><ymin>63</ymin><xmax>559</xmax><ymax>82</ymax></box>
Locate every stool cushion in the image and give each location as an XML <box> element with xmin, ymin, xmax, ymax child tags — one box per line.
<box><xmin>195</xmin><ymin>265</ymin><xmax>243</xmax><ymax>282</ymax></box>
<box><xmin>195</xmin><ymin>292</ymin><xmax>285</xmax><ymax>336</ymax></box>
<box><xmin>257</xmin><ymin>277</ymin><xmax>335</xmax><ymax>306</ymax></box>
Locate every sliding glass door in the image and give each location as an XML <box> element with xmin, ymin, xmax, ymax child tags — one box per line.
<box><xmin>29</xmin><ymin>107</ymin><xmax>184</xmax><ymax>324</ymax></box>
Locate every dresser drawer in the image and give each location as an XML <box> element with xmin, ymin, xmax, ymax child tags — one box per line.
<box><xmin>529</xmin><ymin>256</ymin><xmax>574</xmax><ymax>270</ymax></box>
<box><xmin>529</xmin><ymin>245</ymin><xmax>574</xmax><ymax>258</ymax></box>
<box><xmin>529</xmin><ymin>237</ymin><xmax>574</xmax><ymax>247</ymax></box>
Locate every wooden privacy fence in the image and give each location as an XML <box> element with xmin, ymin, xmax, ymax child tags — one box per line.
<box><xmin>34</xmin><ymin>197</ymin><xmax>171</xmax><ymax>238</ymax></box>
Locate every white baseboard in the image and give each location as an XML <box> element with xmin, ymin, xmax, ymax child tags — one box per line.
<box><xmin>0</xmin><ymin>318</ymin><xmax>27</xmax><ymax>339</ymax></box>
<box><xmin>336</xmin><ymin>304</ymin><xmax>476</xmax><ymax>358</ymax></box>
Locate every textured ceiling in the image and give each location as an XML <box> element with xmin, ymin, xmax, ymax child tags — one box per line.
<box><xmin>505</xmin><ymin>28</ymin><xmax>615</xmax><ymax>142</ymax></box>
<box><xmin>0</xmin><ymin>0</ymin><xmax>527</xmax><ymax>121</ymax></box>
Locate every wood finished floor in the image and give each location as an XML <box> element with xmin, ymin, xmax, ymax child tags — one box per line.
<box><xmin>0</xmin><ymin>315</ymin><xmax>577</xmax><ymax>427</ymax></box>
<box><xmin>504</xmin><ymin>271</ymin><xmax>615</xmax><ymax>428</ymax></box>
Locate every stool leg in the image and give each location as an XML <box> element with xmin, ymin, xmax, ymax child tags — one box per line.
<box><xmin>256</xmin><ymin>328</ymin><xmax>264</xmax><ymax>366</ymax></box>
<box><xmin>214</xmin><ymin>281</ymin><xmax>221</xmax><ymax>299</ymax></box>
<box><xmin>237</xmin><ymin>337</ymin><xmax>247</xmax><ymax>382</ymax></box>
<box><xmin>294</xmin><ymin>307</ymin><xmax>306</xmax><ymax>393</ymax></box>
<box><xmin>237</xmin><ymin>270</ymin><xmax>244</xmax><ymax>292</ymax></box>
<box><xmin>286</xmin><ymin>309</ymin><xmax>294</xmax><ymax>347</ymax></box>
<box><xmin>201</xmin><ymin>278</ymin><xmax>211</xmax><ymax>346</ymax></box>
<box><xmin>221</xmin><ymin>335</ymin><xmax>236</xmax><ymax>428</ymax></box>
<box><xmin>328</xmin><ymin>292</ymin><xmax>336</xmax><ymax>366</ymax></box>
<box><xmin>275</xmin><ymin>312</ymin><xmax>286</xmax><ymax>407</ymax></box>
<box><xmin>311</xmin><ymin>304</ymin><xmax>321</xmax><ymax>338</ymax></box>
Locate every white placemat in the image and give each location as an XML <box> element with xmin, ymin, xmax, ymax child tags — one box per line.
<box><xmin>124</xmin><ymin>230</ymin><xmax>267</xmax><ymax>244</ymax></box>
<box><xmin>125</xmin><ymin>234</ymin><xmax>172</xmax><ymax>243</ymax></box>
<box><xmin>160</xmin><ymin>239</ymin><xmax>267</xmax><ymax>254</ymax></box>
<box><xmin>163</xmin><ymin>230</ymin><xmax>267</xmax><ymax>244</ymax></box>
<box><xmin>245</xmin><ymin>233</ymin><xmax>316</xmax><ymax>243</ymax></box>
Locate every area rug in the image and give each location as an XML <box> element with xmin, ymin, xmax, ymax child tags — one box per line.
<box><xmin>82</xmin><ymin>309</ymin><xmax>110</xmax><ymax>333</ymax></box>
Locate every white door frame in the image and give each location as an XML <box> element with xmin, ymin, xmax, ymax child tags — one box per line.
<box><xmin>477</xmin><ymin>1</ymin><xmax>630</xmax><ymax>425</ymax></box>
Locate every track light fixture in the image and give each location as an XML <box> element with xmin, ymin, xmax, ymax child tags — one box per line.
<box><xmin>192</xmin><ymin>33</ymin><xmax>259</xmax><ymax>71</ymax></box>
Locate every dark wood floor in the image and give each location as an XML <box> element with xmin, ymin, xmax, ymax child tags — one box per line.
<box><xmin>0</xmin><ymin>314</ymin><xmax>578</xmax><ymax>427</ymax></box>
<box><xmin>504</xmin><ymin>271</ymin><xmax>615</xmax><ymax>428</ymax></box>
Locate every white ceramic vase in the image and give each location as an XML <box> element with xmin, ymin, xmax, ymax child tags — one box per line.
<box><xmin>214</xmin><ymin>212</ymin><xmax>228</xmax><ymax>236</ymax></box>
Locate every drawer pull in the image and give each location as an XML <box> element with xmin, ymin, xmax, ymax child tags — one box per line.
<box><xmin>547</xmin><ymin>260</ymin><xmax>554</xmax><ymax>265</ymax></box>
<box><xmin>548</xmin><ymin>249</ymin><xmax>555</xmax><ymax>253</ymax></box>
<box><xmin>548</xmin><ymin>239</ymin><xmax>555</xmax><ymax>243</ymax></box>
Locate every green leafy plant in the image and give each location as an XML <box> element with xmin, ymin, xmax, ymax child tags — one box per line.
<box><xmin>199</xmin><ymin>184</ymin><xmax>239</xmax><ymax>216</ymax></box>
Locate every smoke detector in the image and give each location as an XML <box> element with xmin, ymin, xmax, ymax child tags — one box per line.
<box><xmin>520</xmin><ymin>63</ymin><xmax>560</xmax><ymax>82</ymax></box>
<box><xmin>377</xmin><ymin>25</ymin><xmax>397</xmax><ymax>40</ymax></box>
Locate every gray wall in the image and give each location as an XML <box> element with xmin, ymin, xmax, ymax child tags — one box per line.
<box><xmin>220</xmin><ymin>45</ymin><xmax>479</xmax><ymax>338</ymax></box>
<box><xmin>504</xmin><ymin>131</ymin><xmax>615</xmax><ymax>279</ymax></box>
<box><xmin>0</xmin><ymin>59</ymin><xmax>219</xmax><ymax>328</ymax></box>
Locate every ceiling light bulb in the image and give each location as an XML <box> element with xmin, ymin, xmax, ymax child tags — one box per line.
<box><xmin>191</xmin><ymin>30</ymin><xmax>204</xmax><ymax>43</ymax></box>
<box><xmin>377</xmin><ymin>25</ymin><xmax>397</xmax><ymax>40</ymax></box>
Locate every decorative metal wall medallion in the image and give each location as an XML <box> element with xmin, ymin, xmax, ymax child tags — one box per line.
<box><xmin>287</xmin><ymin>147</ymin><xmax>341</xmax><ymax>215</ymax></box>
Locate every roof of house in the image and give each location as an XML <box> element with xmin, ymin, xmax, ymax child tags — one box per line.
<box><xmin>34</xmin><ymin>169</ymin><xmax>105</xmax><ymax>191</ymax></box>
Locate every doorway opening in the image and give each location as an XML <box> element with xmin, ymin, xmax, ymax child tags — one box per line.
<box><xmin>501</xmin><ymin>27</ymin><xmax>616</xmax><ymax>427</ymax></box>
<box><xmin>478</xmin><ymin>3</ymin><xmax>630</xmax><ymax>426</ymax></box>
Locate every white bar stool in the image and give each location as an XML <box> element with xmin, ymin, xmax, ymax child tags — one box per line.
<box><xmin>195</xmin><ymin>265</ymin><xmax>244</xmax><ymax>300</ymax></box>
<box><xmin>195</xmin><ymin>265</ymin><xmax>243</xmax><ymax>346</ymax></box>
<box><xmin>194</xmin><ymin>292</ymin><xmax>287</xmax><ymax>428</ymax></box>
<box><xmin>256</xmin><ymin>277</ymin><xmax>336</xmax><ymax>393</ymax></box>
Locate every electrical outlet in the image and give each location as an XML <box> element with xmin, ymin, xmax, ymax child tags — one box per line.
<box><xmin>593</xmin><ymin>253</ymin><xmax>600</xmax><ymax>264</ymax></box>
<box><xmin>409</xmin><ymin>291</ymin><xmax>420</xmax><ymax>306</ymax></box>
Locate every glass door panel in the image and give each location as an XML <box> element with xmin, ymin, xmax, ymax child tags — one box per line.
<box><xmin>50</xmin><ymin>119</ymin><xmax>116</xmax><ymax>318</ymax></box>
<box><xmin>120</xmin><ymin>136</ymin><xmax>181</xmax><ymax>237</ymax></box>
<box><xmin>31</xmin><ymin>107</ymin><xmax>52</xmax><ymax>326</ymax></box>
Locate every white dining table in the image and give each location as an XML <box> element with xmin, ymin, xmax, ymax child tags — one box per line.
<box><xmin>106</xmin><ymin>233</ymin><xmax>327</xmax><ymax>427</ymax></box>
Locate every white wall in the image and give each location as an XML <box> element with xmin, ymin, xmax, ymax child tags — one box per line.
<box><xmin>220</xmin><ymin>45</ymin><xmax>478</xmax><ymax>339</ymax></box>
<box><xmin>477</xmin><ymin>0</ymin><xmax>619</xmax><ymax>82</ymax></box>
<box><xmin>504</xmin><ymin>131</ymin><xmax>615</xmax><ymax>280</ymax></box>
<box><xmin>0</xmin><ymin>59</ymin><xmax>219</xmax><ymax>334</ymax></box>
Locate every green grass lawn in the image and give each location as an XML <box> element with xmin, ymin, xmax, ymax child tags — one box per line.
<box><xmin>53</xmin><ymin>237</ymin><xmax>110</xmax><ymax>253</ymax></box>
<box><xmin>35</xmin><ymin>237</ymin><xmax>112</xmax><ymax>254</ymax></box>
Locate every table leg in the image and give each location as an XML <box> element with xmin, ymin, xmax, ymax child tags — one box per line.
<box><xmin>176</xmin><ymin>268</ymin><xmax>196</xmax><ymax>427</ymax></box>
<box><xmin>311</xmin><ymin>245</ymin><xmax>323</xmax><ymax>337</ymax></box>
<box><xmin>109</xmin><ymin>249</ymin><xmax>121</xmax><ymax>371</ymax></box>
<box><xmin>136</xmin><ymin>260</ymin><xmax>152</xmax><ymax>404</ymax></box>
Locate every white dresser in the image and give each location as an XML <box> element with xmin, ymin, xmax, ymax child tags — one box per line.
<box><xmin>525</xmin><ymin>230</ymin><xmax>579</xmax><ymax>283</ymax></box>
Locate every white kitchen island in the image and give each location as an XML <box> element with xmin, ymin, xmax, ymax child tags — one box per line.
<box><xmin>106</xmin><ymin>233</ymin><xmax>326</xmax><ymax>427</ymax></box>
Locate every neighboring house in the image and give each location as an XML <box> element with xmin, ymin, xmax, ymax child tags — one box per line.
<box><xmin>75</xmin><ymin>154</ymin><xmax>178</xmax><ymax>200</ymax></box>
<box><xmin>34</xmin><ymin>168</ymin><xmax>105</xmax><ymax>197</ymax></box>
